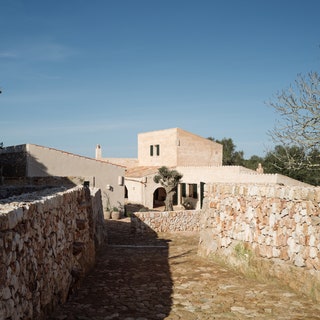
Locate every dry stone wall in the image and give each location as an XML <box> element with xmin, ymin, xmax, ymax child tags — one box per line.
<box><xmin>131</xmin><ymin>210</ymin><xmax>200</xmax><ymax>233</ymax></box>
<box><xmin>0</xmin><ymin>177</ymin><xmax>86</xmax><ymax>200</ymax></box>
<box><xmin>0</xmin><ymin>186</ymin><xmax>106</xmax><ymax>320</ymax></box>
<box><xmin>199</xmin><ymin>183</ymin><xmax>320</xmax><ymax>302</ymax></box>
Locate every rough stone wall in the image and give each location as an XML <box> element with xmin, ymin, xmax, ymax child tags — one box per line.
<box><xmin>0</xmin><ymin>145</ymin><xmax>27</xmax><ymax>178</ymax></box>
<box><xmin>199</xmin><ymin>183</ymin><xmax>320</xmax><ymax>301</ymax></box>
<box><xmin>131</xmin><ymin>210</ymin><xmax>200</xmax><ymax>233</ymax></box>
<box><xmin>0</xmin><ymin>143</ymin><xmax>126</xmax><ymax>216</ymax></box>
<box><xmin>91</xmin><ymin>188</ymin><xmax>107</xmax><ymax>247</ymax></box>
<box><xmin>0</xmin><ymin>177</ymin><xmax>83</xmax><ymax>200</ymax></box>
<box><xmin>0</xmin><ymin>186</ymin><xmax>106</xmax><ymax>319</ymax></box>
<box><xmin>1</xmin><ymin>176</ymin><xmax>84</xmax><ymax>187</ymax></box>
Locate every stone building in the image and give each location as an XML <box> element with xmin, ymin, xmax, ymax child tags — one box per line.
<box><xmin>137</xmin><ymin>127</ymin><xmax>223</xmax><ymax>167</ymax></box>
<box><xmin>97</xmin><ymin>127</ymin><xmax>309</xmax><ymax>211</ymax></box>
<box><xmin>0</xmin><ymin>144</ymin><xmax>125</xmax><ymax>212</ymax></box>
<box><xmin>97</xmin><ymin>128</ymin><xmax>221</xmax><ymax>210</ymax></box>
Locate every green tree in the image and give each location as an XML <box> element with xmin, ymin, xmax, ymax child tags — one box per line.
<box><xmin>153</xmin><ymin>166</ymin><xmax>183</xmax><ymax>211</ymax></box>
<box><xmin>263</xmin><ymin>145</ymin><xmax>320</xmax><ymax>185</ymax></box>
<box><xmin>264</xmin><ymin>145</ymin><xmax>301</xmax><ymax>176</ymax></box>
<box><xmin>267</xmin><ymin>71</ymin><xmax>320</xmax><ymax>171</ymax></box>
<box><xmin>243</xmin><ymin>155</ymin><xmax>265</xmax><ymax>171</ymax></box>
<box><xmin>208</xmin><ymin>137</ymin><xmax>244</xmax><ymax>165</ymax></box>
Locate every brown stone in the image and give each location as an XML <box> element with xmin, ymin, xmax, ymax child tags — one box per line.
<box><xmin>0</xmin><ymin>187</ymin><xmax>105</xmax><ymax>319</ymax></box>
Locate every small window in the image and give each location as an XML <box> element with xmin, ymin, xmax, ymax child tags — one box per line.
<box><xmin>150</xmin><ymin>144</ymin><xmax>160</xmax><ymax>157</ymax></box>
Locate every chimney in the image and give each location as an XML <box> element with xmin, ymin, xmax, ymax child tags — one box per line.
<box><xmin>95</xmin><ymin>144</ymin><xmax>102</xmax><ymax>159</ymax></box>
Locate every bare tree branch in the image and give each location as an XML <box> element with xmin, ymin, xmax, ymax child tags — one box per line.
<box><xmin>267</xmin><ymin>72</ymin><xmax>320</xmax><ymax>170</ymax></box>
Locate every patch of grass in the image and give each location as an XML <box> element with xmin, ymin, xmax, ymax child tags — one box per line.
<box><xmin>234</xmin><ymin>242</ymin><xmax>252</xmax><ymax>261</ymax></box>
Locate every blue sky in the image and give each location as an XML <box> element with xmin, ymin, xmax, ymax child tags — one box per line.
<box><xmin>1</xmin><ymin>0</ymin><xmax>319</xmax><ymax>159</ymax></box>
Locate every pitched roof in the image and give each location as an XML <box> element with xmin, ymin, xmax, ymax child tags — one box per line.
<box><xmin>125</xmin><ymin>166</ymin><xmax>161</xmax><ymax>178</ymax></box>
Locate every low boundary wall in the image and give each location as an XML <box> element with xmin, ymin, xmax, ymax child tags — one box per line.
<box><xmin>199</xmin><ymin>183</ymin><xmax>320</xmax><ymax>302</ymax></box>
<box><xmin>131</xmin><ymin>210</ymin><xmax>200</xmax><ymax>233</ymax></box>
<box><xmin>0</xmin><ymin>186</ymin><xmax>106</xmax><ymax>319</ymax></box>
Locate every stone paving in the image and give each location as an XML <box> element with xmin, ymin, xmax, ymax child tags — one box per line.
<box><xmin>49</xmin><ymin>218</ymin><xmax>320</xmax><ymax>320</ymax></box>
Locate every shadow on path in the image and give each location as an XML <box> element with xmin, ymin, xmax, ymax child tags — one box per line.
<box><xmin>49</xmin><ymin>218</ymin><xmax>172</xmax><ymax>320</ymax></box>
<box><xmin>48</xmin><ymin>218</ymin><xmax>320</xmax><ymax>319</ymax></box>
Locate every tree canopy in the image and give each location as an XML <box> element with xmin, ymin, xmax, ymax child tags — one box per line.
<box><xmin>267</xmin><ymin>71</ymin><xmax>320</xmax><ymax>171</ymax></box>
<box><xmin>207</xmin><ymin>135</ymin><xmax>320</xmax><ymax>185</ymax></box>
<box><xmin>208</xmin><ymin>137</ymin><xmax>244</xmax><ymax>166</ymax></box>
<box><xmin>153</xmin><ymin>166</ymin><xmax>183</xmax><ymax>211</ymax></box>
<box><xmin>262</xmin><ymin>145</ymin><xmax>320</xmax><ymax>186</ymax></box>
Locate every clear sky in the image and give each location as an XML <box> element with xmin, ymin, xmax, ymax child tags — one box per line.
<box><xmin>1</xmin><ymin>0</ymin><xmax>319</xmax><ymax>159</ymax></box>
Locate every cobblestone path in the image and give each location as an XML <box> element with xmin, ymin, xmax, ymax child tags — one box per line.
<box><xmin>49</xmin><ymin>219</ymin><xmax>320</xmax><ymax>320</ymax></box>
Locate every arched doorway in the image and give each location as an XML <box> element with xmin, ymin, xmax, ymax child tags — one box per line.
<box><xmin>153</xmin><ymin>187</ymin><xmax>166</xmax><ymax>208</ymax></box>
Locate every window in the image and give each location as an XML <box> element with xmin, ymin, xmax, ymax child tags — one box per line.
<box><xmin>150</xmin><ymin>144</ymin><xmax>160</xmax><ymax>157</ymax></box>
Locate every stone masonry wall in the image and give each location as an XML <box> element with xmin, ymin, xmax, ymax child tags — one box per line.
<box><xmin>0</xmin><ymin>186</ymin><xmax>106</xmax><ymax>320</ymax></box>
<box><xmin>0</xmin><ymin>177</ymin><xmax>83</xmax><ymax>200</ymax></box>
<box><xmin>131</xmin><ymin>210</ymin><xmax>200</xmax><ymax>233</ymax></box>
<box><xmin>198</xmin><ymin>183</ymin><xmax>320</xmax><ymax>302</ymax></box>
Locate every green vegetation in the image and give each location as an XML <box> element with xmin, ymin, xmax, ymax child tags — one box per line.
<box><xmin>207</xmin><ymin>71</ymin><xmax>320</xmax><ymax>186</ymax></box>
<box><xmin>241</xmin><ymin>145</ymin><xmax>319</xmax><ymax>186</ymax></box>
<box><xmin>234</xmin><ymin>243</ymin><xmax>252</xmax><ymax>261</ymax></box>
<box><xmin>266</xmin><ymin>72</ymin><xmax>320</xmax><ymax>172</ymax></box>
<box><xmin>208</xmin><ymin>137</ymin><xmax>320</xmax><ymax>186</ymax></box>
<box><xmin>153</xmin><ymin>166</ymin><xmax>183</xmax><ymax>211</ymax></box>
<box><xmin>208</xmin><ymin>137</ymin><xmax>244</xmax><ymax>166</ymax></box>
